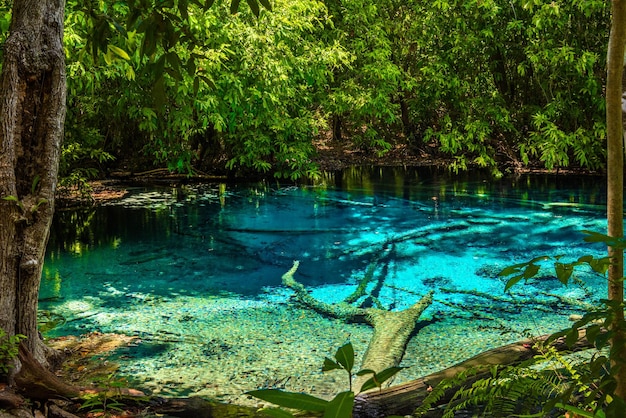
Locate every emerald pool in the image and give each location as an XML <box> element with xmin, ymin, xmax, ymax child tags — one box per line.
<box><xmin>39</xmin><ymin>167</ymin><xmax>610</xmax><ymax>405</ymax></box>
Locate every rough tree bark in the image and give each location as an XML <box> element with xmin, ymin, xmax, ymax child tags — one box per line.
<box><xmin>282</xmin><ymin>261</ymin><xmax>434</xmax><ymax>390</ymax></box>
<box><xmin>0</xmin><ymin>0</ymin><xmax>67</xmax><ymax>375</ymax></box>
<box><xmin>606</xmin><ymin>0</ymin><xmax>626</xmax><ymax>400</ymax></box>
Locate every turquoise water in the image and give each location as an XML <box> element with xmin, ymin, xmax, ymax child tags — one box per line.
<box><xmin>39</xmin><ymin>167</ymin><xmax>610</xmax><ymax>403</ymax></box>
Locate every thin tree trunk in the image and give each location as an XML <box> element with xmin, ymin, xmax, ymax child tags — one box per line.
<box><xmin>0</xmin><ymin>0</ymin><xmax>67</xmax><ymax>376</ymax></box>
<box><xmin>606</xmin><ymin>0</ymin><xmax>626</xmax><ymax>400</ymax></box>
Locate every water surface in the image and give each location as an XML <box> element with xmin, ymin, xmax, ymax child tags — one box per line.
<box><xmin>40</xmin><ymin>167</ymin><xmax>609</xmax><ymax>403</ymax></box>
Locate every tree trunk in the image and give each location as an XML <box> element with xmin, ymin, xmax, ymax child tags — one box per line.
<box><xmin>606</xmin><ymin>0</ymin><xmax>626</xmax><ymax>400</ymax></box>
<box><xmin>0</xmin><ymin>0</ymin><xmax>67</xmax><ymax>377</ymax></box>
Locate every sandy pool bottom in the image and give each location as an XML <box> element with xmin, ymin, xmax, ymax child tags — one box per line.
<box><xmin>47</xmin><ymin>294</ymin><xmax>574</xmax><ymax>408</ymax></box>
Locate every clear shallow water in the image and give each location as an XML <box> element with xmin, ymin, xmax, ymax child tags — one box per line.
<box><xmin>40</xmin><ymin>167</ymin><xmax>610</xmax><ymax>403</ymax></box>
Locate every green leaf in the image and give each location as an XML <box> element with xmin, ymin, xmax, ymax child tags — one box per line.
<box><xmin>585</xmin><ymin>324</ymin><xmax>602</xmax><ymax>345</ymax></box>
<box><xmin>258</xmin><ymin>408</ymin><xmax>296</xmax><ymax>418</ymax></box>
<box><xmin>108</xmin><ymin>45</ymin><xmax>130</xmax><ymax>60</ymax></box>
<box><xmin>230</xmin><ymin>0</ymin><xmax>241</xmax><ymax>14</ymax></box>
<box><xmin>582</xmin><ymin>230</ymin><xmax>626</xmax><ymax>248</ymax></box>
<box><xmin>359</xmin><ymin>366</ymin><xmax>405</xmax><ymax>392</ymax></box>
<box><xmin>334</xmin><ymin>342</ymin><xmax>354</xmax><ymax>373</ymax></box>
<box><xmin>246</xmin><ymin>390</ymin><xmax>328</xmax><ymax>411</ymax></box>
<box><xmin>555</xmin><ymin>403</ymin><xmax>605</xmax><ymax>418</ymax></box>
<box><xmin>323</xmin><ymin>391</ymin><xmax>354</xmax><ymax>418</ymax></box>
<box><xmin>355</xmin><ymin>369</ymin><xmax>375</xmax><ymax>376</ymax></box>
<box><xmin>555</xmin><ymin>262</ymin><xmax>573</xmax><ymax>284</ymax></box>
<box><xmin>31</xmin><ymin>175</ymin><xmax>40</xmax><ymax>194</ymax></box>
<box><xmin>504</xmin><ymin>273</ymin><xmax>524</xmax><ymax>292</ymax></box>
<box><xmin>322</xmin><ymin>357</ymin><xmax>342</xmax><ymax>372</ymax></box>
<box><xmin>522</xmin><ymin>263</ymin><xmax>540</xmax><ymax>279</ymax></box>
<box><xmin>258</xmin><ymin>0</ymin><xmax>272</xmax><ymax>10</ymax></box>
<box><xmin>565</xmin><ymin>328</ymin><xmax>579</xmax><ymax>347</ymax></box>
<box><xmin>2</xmin><ymin>195</ymin><xmax>19</xmax><ymax>202</ymax></box>
<box><xmin>498</xmin><ymin>264</ymin><xmax>523</xmax><ymax>277</ymax></box>
<box><xmin>246</xmin><ymin>0</ymin><xmax>260</xmax><ymax>17</ymax></box>
<box><xmin>589</xmin><ymin>257</ymin><xmax>610</xmax><ymax>274</ymax></box>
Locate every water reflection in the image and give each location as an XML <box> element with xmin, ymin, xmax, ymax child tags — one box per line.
<box><xmin>40</xmin><ymin>167</ymin><xmax>610</xmax><ymax>399</ymax></box>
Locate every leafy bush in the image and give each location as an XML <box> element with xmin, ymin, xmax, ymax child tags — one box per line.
<box><xmin>0</xmin><ymin>328</ymin><xmax>26</xmax><ymax>375</ymax></box>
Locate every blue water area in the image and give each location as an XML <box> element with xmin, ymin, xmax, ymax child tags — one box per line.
<box><xmin>39</xmin><ymin>167</ymin><xmax>610</xmax><ymax>402</ymax></box>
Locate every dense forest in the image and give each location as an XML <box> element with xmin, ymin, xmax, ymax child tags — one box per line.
<box><xmin>0</xmin><ymin>0</ymin><xmax>611</xmax><ymax>183</ymax></box>
<box><xmin>1</xmin><ymin>0</ymin><xmax>625</xmax><ymax>417</ymax></box>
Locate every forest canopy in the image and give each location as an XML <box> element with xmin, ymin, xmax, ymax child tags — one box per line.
<box><xmin>0</xmin><ymin>0</ymin><xmax>610</xmax><ymax>180</ymax></box>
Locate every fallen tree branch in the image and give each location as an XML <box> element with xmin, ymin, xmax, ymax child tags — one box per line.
<box><xmin>353</xmin><ymin>329</ymin><xmax>595</xmax><ymax>418</ymax></box>
<box><xmin>282</xmin><ymin>260</ymin><xmax>433</xmax><ymax>390</ymax></box>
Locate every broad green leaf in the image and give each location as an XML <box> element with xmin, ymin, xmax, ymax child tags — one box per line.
<box><xmin>565</xmin><ymin>328</ymin><xmax>579</xmax><ymax>347</ymax></box>
<box><xmin>334</xmin><ymin>342</ymin><xmax>354</xmax><ymax>373</ymax></box>
<box><xmin>246</xmin><ymin>389</ymin><xmax>328</xmax><ymax>411</ymax></box>
<box><xmin>108</xmin><ymin>45</ymin><xmax>130</xmax><ymax>60</ymax></box>
<box><xmin>555</xmin><ymin>262</ymin><xmax>573</xmax><ymax>284</ymax></box>
<box><xmin>246</xmin><ymin>0</ymin><xmax>260</xmax><ymax>17</ymax></box>
<box><xmin>529</xmin><ymin>255</ymin><xmax>550</xmax><ymax>263</ymax></box>
<box><xmin>522</xmin><ymin>263</ymin><xmax>540</xmax><ymax>279</ymax></box>
<box><xmin>355</xmin><ymin>369</ymin><xmax>375</xmax><ymax>376</ymax></box>
<box><xmin>583</xmin><ymin>230</ymin><xmax>626</xmax><ymax>248</ymax></box>
<box><xmin>323</xmin><ymin>391</ymin><xmax>354</xmax><ymax>418</ymax></box>
<box><xmin>585</xmin><ymin>324</ymin><xmax>601</xmax><ymax>345</ymax></box>
<box><xmin>504</xmin><ymin>273</ymin><xmax>524</xmax><ymax>292</ymax></box>
<box><xmin>498</xmin><ymin>264</ymin><xmax>522</xmax><ymax>277</ymax></box>
<box><xmin>359</xmin><ymin>366</ymin><xmax>405</xmax><ymax>392</ymax></box>
<box><xmin>322</xmin><ymin>357</ymin><xmax>342</xmax><ymax>372</ymax></box>
<box><xmin>589</xmin><ymin>257</ymin><xmax>610</xmax><ymax>274</ymax></box>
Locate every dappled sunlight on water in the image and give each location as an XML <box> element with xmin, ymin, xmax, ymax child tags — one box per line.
<box><xmin>40</xmin><ymin>167</ymin><xmax>608</xmax><ymax>405</ymax></box>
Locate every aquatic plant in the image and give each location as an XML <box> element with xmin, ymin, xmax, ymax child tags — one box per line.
<box><xmin>247</xmin><ymin>341</ymin><xmax>405</xmax><ymax>417</ymax></box>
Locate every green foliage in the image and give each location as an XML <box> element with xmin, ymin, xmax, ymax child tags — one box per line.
<box><xmin>78</xmin><ymin>373</ymin><xmax>140</xmax><ymax>417</ymax></box>
<box><xmin>62</xmin><ymin>0</ymin><xmax>346</xmax><ymax>180</ymax></box>
<box><xmin>247</xmin><ymin>342</ymin><xmax>404</xmax><ymax>417</ymax></box>
<box><xmin>404</xmin><ymin>0</ymin><xmax>608</xmax><ymax>173</ymax></box>
<box><xmin>54</xmin><ymin>0</ymin><xmax>611</xmax><ymax>180</ymax></box>
<box><xmin>0</xmin><ymin>328</ymin><xmax>26</xmax><ymax>375</ymax></box>
<box><xmin>416</xmin><ymin>360</ymin><xmax>567</xmax><ymax>417</ymax></box>
<box><xmin>417</xmin><ymin>231</ymin><xmax>626</xmax><ymax>417</ymax></box>
<box><xmin>485</xmin><ymin>231</ymin><xmax>626</xmax><ymax>417</ymax></box>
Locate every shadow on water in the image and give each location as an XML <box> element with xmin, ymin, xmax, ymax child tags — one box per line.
<box><xmin>44</xmin><ymin>167</ymin><xmax>607</xmax><ymax>299</ymax></box>
<box><xmin>38</xmin><ymin>167</ymin><xmax>610</xmax><ymax>397</ymax></box>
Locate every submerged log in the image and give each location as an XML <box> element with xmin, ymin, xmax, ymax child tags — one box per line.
<box><xmin>282</xmin><ymin>261</ymin><xmax>433</xmax><ymax>390</ymax></box>
<box><xmin>353</xmin><ymin>329</ymin><xmax>595</xmax><ymax>418</ymax></box>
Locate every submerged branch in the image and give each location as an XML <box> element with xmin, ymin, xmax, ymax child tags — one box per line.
<box><xmin>282</xmin><ymin>260</ymin><xmax>434</xmax><ymax>390</ymax></box>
